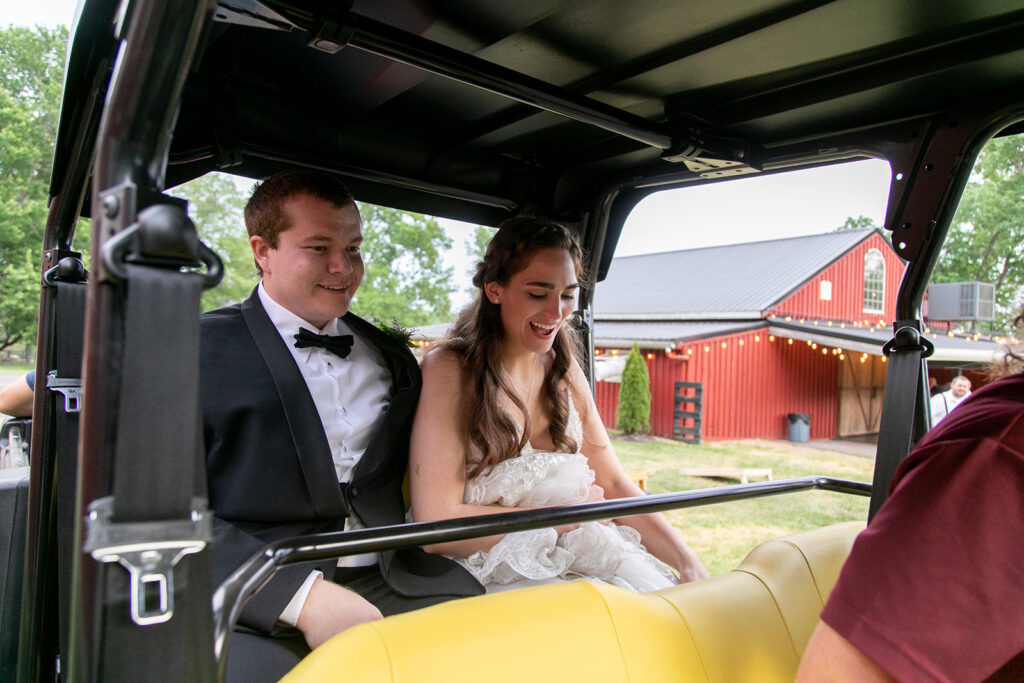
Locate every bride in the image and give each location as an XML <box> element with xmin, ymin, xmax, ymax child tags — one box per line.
<box><xmin>409</xmin><ymin>217</ymin><xmax>708</xmax><ymax>592</ymax></box>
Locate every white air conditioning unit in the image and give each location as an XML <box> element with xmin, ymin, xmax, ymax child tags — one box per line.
<box><xmin>926</xmin><ymin>282</ymin><xmax>995</xmax><ymax>322</ymax></box>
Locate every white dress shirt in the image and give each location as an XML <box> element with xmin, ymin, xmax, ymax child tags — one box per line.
<box><xmin>930</xmin><ymin>387</ymin><xmax>970</xmax><ymax>426</ymax></box>
<box><xmin>258</xmin><ymin>284</ymin><xmax>392</xmax><ymax>624</ymax></box>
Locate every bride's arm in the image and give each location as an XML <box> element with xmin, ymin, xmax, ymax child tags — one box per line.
<box><xmin>410</xmin><ymin>348</ymin><xmax>536</xmax><ymax>557</ymax></box>
<box><xmin>569</xmin><ymin>362</ymin><xmax>709</xmax><ymax>583</ymax></box>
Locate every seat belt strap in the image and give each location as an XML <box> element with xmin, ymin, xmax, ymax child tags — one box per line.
<box><xmin>869</xmin><ymin>324</ymin><xmax>934</xmax><ymax>521</ymax></box>
<box><xmin>49</xmin><ymin>277</ymin><xmax>87</xmax><ymax>669</ymax></box>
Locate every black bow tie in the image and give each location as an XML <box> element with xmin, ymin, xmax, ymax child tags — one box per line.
<box><xmin>294</xmin><ymin>327</ymin><xmax>354</xmax><ymax>358</ymax></box>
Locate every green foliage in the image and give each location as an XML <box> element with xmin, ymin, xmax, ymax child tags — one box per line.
<box><xmin>0</xmin><ymin>25</ymin><xmax>68</xmax><ymax>350</ymax></box>
<box><xmin>173</xmin><ymin>173</ymin><xmax>256</xmax><ymax>311</ymax></box>
<box><xmin>834</xmin><ymin>215</ymin><xmax>879</xmax><ymax>231</ymax></box>
<box><xmin>463</xmin><ymin>224</ymin><xmax>494</xmax><ymax>301</ymax></box>
<box><xmin>355</xmin><ymin>203</ymin><xmax>456</xmax><ymax>326</ymax></box>
<box><xmin>616</xmin><ymin>342</ymin><xmax>651</xmax><ymax>435</ymax></box>
<box><xmin>935</xmin><ymin>134</ymin><xmax>1024</xmax><ymax>330</ymax></box>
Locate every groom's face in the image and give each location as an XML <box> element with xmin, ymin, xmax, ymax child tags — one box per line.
<box><xmin>251</xmin><ymin>194</ymin><xmax>364</xmax><ymax>329</ymax></box>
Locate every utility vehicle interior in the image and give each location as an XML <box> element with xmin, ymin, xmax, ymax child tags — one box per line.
<box><xmin>3</xmin><ymin>0</ymin><xmax>1024</xmax><ymax>680</ymax></box>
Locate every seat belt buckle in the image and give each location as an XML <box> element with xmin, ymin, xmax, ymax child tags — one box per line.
<box><xmin>46</xmin><ymin>371</ymin><xmax>83</xmax><ymax>413</ymax></box>
<box><xmin>83</xmin><ymin>496</ymin><xmax>212</xmax><ymax>626</ymax></box>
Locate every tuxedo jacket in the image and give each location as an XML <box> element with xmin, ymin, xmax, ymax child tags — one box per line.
<box><xmin>201</xmin><ymin>290</ymin><xmax>482</xmax><ymax>634</ymax></box>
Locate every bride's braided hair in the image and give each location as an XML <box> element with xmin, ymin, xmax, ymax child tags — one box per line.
<box><xmin>442</xmin><ymin>217</ymin><xmax>587</xmax><ymax>478</ymax></box>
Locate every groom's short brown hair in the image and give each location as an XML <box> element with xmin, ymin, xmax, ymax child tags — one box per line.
<box><xmin>244</xmin><ymin>169</ymin><xmax>356</xmax><ymax>275</ymax></box>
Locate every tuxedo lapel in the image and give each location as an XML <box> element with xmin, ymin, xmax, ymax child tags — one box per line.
<box><xmin>342</xmin><ymin>314</ymin><xmax>420</xmax><ymax>488</ymax></box>
<box><xmin>240</xmin><ymin>291</ymin><xmax>347</xmax><ymax>518</ymax></box>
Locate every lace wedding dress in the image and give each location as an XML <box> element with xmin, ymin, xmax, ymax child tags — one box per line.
<box><xmin>453</xmin><ymin>392</ymin><xmax>679</xmax><ymax>593</ymax></box>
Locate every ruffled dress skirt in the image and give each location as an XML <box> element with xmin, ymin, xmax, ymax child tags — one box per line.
<box><xmin>453</xmin><ymin>451</ymin><xmax>678</xmax><ymax>593</ymax></box>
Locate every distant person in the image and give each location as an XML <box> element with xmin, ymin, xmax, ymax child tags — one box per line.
<box><xmin>797</xmin><ymin>337</ymin><xmax>1024</xmax><ymax>681</ymax></box>
<box><xmin>0</xmin><ymin>370</ymin><xmax>35</xmax><ymax>418</ymax></box>
<box><xmin>930</xmin><ymin>374</ymin><xmax>970</xmax><ymax>425</ymax></box>
<box><xmin>409</xmin><ymin>217</ymin><xmax>707</xmax><ymax>592</ymax></box>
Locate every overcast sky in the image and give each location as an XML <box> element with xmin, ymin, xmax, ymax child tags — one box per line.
<box><xmin>5</xmin><ymin>3</ymin><xmax>893</xmax><ymax>302</ymax></box>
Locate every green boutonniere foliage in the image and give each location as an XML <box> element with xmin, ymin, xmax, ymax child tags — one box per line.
<box><xmin>375</xmin><ymin>317</ymin><xmax>415</xmax><ymax>348</ymax></box>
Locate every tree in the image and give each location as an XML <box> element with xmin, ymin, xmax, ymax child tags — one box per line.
<box><xmin>464</xmin><ymin>224</ymin><xmax>494</xmax><ymax>298</ymax></box>
<box><xmin>616</xmin><ymin>342</ymin><xmax>651</xmax><ymax>435</ymax></box>
<box><xmin>355</xmin><ymin>203</ymin><xmax>456</xmax><ymax>326</ymax></box>
<box><xmin>935</xmin><ymin>134</ymin><xmax>1024</xmax><ymax>330</ymax></box>
<box><xmin>173</xmin><ymin>173</ymin><xmax>256</xmax><ymax>311</ymax></box>
<box><xmin>0</xmin><ymin>26</ymin><xmax>68</xmax><ymax>351</ymax></box>
<box><xmin>835</xmin><ymin>215</ymin><xmax>879</xmax><ymax>232</ymax></box>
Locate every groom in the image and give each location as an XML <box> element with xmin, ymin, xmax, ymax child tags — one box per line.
<box><xmin>201</xmin><ymin>170</ymin><xmax>482</xmax><ymax>681</ymax></box>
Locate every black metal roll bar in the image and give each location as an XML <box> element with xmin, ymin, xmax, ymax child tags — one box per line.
<box><xmin>213</xmin><ymin>475</ymin><xmax>871</xmax><ymax>675</ymax></box>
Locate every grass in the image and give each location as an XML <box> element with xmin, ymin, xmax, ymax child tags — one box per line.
<box><xmin>611</xmin><ymin>434</ymin><xmax>873</xmax><ymax>576</ymax></box>
<box><xmin>0</xmin><ymin>363</ymin><xmax>34</xmax><ymax>373</ymax></box>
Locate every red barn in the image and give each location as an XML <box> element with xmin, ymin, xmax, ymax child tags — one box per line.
<box><xmin>593</xmin><ymin>228</ymin><xmax>1002</xmax><ymax>442</ymax></box>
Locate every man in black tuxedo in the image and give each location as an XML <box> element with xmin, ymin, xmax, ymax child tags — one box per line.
<box><xmin>201</xmin><ymin>170</ymin><xmax>482</xmax><ymax>681</ymax></box>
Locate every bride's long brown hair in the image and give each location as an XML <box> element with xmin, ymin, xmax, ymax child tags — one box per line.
<box><xmin>441</xmin><ymin>217</ymin><xmax>587</xmax><ymax>478</ymax></box>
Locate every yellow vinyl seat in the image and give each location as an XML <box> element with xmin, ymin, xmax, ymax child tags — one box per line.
<box><xmin>282</xmin><ymin>521</ymin><xmax>864</xmax><ymax>683</ymax></box>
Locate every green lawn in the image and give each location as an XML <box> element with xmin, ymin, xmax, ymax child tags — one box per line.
<box><xmin>0</xmin><ymin>363</ymin><xmax>34</xmax><ymax>373</ymax></box>
<box><xmin>611</xmin><ymin>435</ymin><xmax>873</xmax><ymax>576</ymax></box>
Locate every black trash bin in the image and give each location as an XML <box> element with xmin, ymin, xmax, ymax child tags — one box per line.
<box><xmin>787</xmin><ymin>413</ymin><xmax>810</xmax><ymax>442</ymax></box>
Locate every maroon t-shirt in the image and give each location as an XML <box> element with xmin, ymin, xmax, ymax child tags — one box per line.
<box><xmin>821</xmin><ymin>371</ymin><xmax>1024</xmax><ymax>682</ymax></box>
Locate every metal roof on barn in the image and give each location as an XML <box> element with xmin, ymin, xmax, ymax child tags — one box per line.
<box><xmin>594</xmin><ymin>227</ymin><xmax>878</xmax><ymax>319</ymax></box>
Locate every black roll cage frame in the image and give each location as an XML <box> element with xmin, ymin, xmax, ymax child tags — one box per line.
<box><xmin>18</xmin><ymin>0</ymin><xmax>1024</xmax><ymax>680</ymax></box>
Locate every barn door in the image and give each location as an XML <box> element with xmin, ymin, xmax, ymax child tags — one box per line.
<box><xmin>837</xmin><ymin>355</ymin><xmax>886</xmax><ymax>436</ymax></box>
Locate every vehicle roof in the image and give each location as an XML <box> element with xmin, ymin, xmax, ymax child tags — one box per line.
<box><xmin>53</xmin><ymin>0</ymin><xmax>1024</xmax><ymax>277</ymax></box>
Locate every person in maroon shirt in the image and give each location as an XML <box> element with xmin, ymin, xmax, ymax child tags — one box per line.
<box><xmin>798</xmin><ymin>367</ymin><xmax>1024</xmax><ymax>681</ymax></box>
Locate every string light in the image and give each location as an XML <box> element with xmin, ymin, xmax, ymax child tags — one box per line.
<box><xmin>754</xmin><ymin>335</ymin><xmax>761</xmax><ymax>342</ymax></box>
<box><xmin>686</xmin><ymin>348</ymin><xmax>693</xmax><ymax>355</ymax></box>
<box><xmin>646</xmin><ymin>353</ymin><xmax>654</xmax><ymax>359</ymax></box>
<box><xmin>704</xmin><ymin>345</ymin><xmax>710</xmax><ymax>353</ymax></box>
<box><xmin>738</xmin><ymin>339</ymin><xmax>745</xmax><ymax>346</ymax></box>
<box><xmin>769</xmin><ymin>335</ymin><xmax>775</xmax><ymax>342</ymax></box>
<box><xmin>787</xmin><ymin>339</ymin><xmax>793</xmax><ymax>345</ymax></box>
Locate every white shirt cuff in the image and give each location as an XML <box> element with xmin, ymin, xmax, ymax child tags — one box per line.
<box><xmin>278</xmin><ymin>570</ymin><xmax>323</xmax><ymax>627</ymax></box>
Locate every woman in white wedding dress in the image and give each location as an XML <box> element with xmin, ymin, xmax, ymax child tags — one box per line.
<box><xmin>409</xmin><ymin>217</ymin><xmax>707</xmax><ymax>593</ymax></box>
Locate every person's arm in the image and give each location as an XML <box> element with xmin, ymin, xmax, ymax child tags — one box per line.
<box><xmin>409</xmin><ymin>349</ymin><xmax>541</xmax><ymax>556</ymax></box>
<box><xmin>293</xmin><ymin>577</ymin><xmax>382</xmax><ymax>650</ymax></box>
<box><xmin>569</xmin><ymin>361</ymin><xmax>708</xmax><ymax>582</ymax></box>
<box><xmin>797</xmin><ymin>621</ymin><xmax>896</xmax><ymax>682</ymax></box>
<box><xmin>0</xmin><ymin>374</ymin><xmax>34</xmax><ymax>417</ymax></box>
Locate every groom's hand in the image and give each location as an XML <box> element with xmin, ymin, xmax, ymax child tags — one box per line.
<box><xmin>295</xmin><ymin>576</ymin><xmax>383</xmax><ymax>650</ymax></box>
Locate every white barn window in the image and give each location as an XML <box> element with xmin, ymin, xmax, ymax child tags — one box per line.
<box><xmin>863</xmin><ymin>249</ymin><xmax>885</xmax><ymax>313</ymax></box>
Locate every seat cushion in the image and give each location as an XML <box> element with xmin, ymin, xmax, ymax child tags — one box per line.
<box><xmin>282</xmin><ymin>521</ymin><xmax>865</xmax><ymax>683</ymax></box>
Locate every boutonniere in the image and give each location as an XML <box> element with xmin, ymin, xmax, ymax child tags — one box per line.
<box><xmin>374</xmin><ymin>317</ymin><xmax>415</xmax><ymax>348</ymax></box>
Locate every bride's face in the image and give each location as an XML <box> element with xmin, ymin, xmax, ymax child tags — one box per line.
<box><xmin>485</xmin><ymin>247</ymin><xmax>579</xmax><ymax>355</ymax></box>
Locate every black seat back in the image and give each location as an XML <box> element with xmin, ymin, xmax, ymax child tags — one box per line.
<box><xmin>0</xmin><ymin>465</ymin><xmax>31</xmax><ymax>681</ymax></box>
